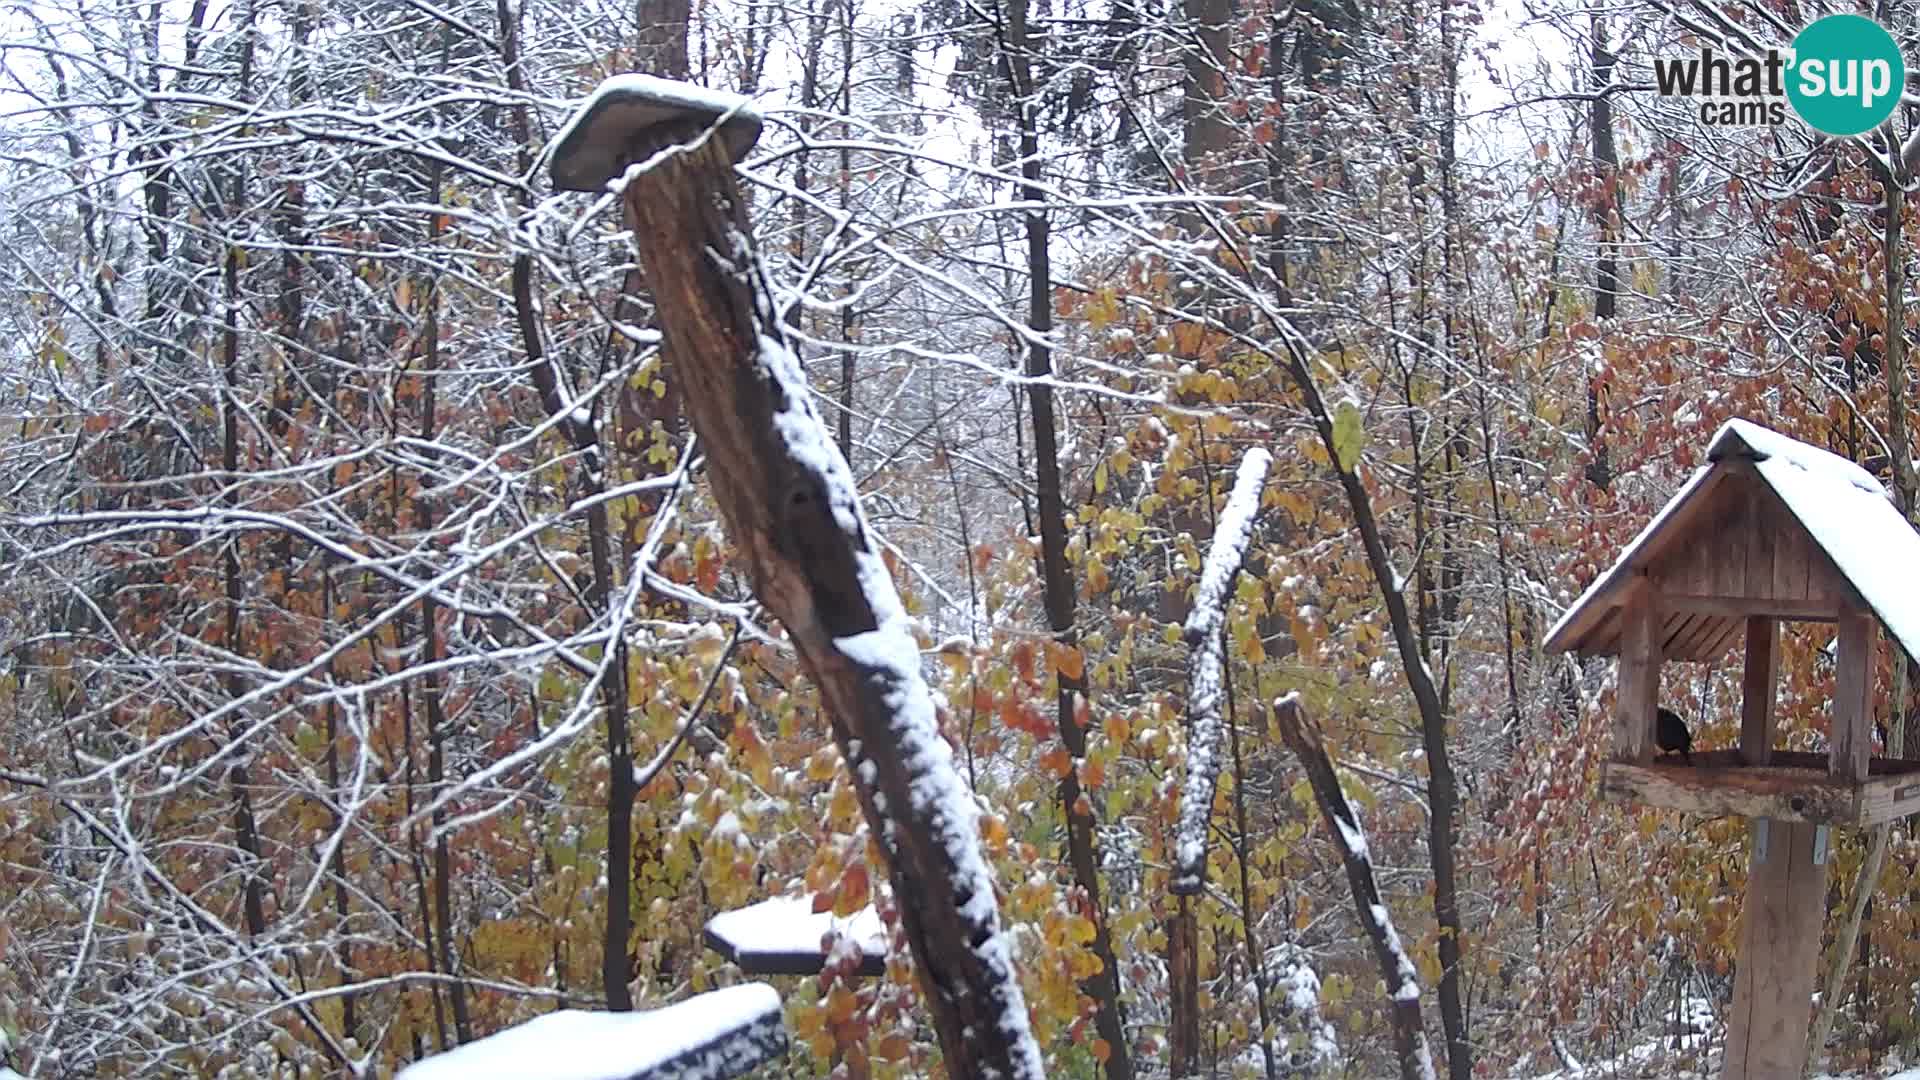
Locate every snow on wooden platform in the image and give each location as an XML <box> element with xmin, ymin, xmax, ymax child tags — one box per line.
<box><xmin>704</xmin><ymin>894</ymin><xmax>887</xmax><ymax>977</ymax></box>
<box><xmin>396</xmin><ymin>983</ymin><xmax>785</xmax><ymax>1080</ymax></box>
<box><xmin>1599</xmin><ymin>749</ymin><xmax>1920</xmax><ymax>826</ymax></box>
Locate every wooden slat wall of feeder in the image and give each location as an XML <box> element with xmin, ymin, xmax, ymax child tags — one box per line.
<box><xmin>1545</xmin><ymin>419</ymin><xmax>1920</xmax><ymax>1079</ymax></box>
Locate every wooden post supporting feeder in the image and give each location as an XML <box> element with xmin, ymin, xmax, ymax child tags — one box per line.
<box><xmin>1545</xmin><ymin>419</ymin><xmax>1920</xmax><ymax>1078</ymax></box>
<box><xmin>549</xmin><ymin>77</ymin><xmax>1044</xmax><ymax>1080</ymax></box>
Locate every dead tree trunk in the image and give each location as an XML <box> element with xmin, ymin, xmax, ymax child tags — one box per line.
<box><xmin>552</xmin><ymin>85</ymin><xmax>1045</xmax><ymax>1079</ymax></box>
<box><xmin>1584</xmin><ymin>18</ymin><xmax>1618</xmax><ymax>491</ymax></box>
<box><xmin>1273</xmin><ymin>694</ymin><xmax>1437</xmax><ymax>1080</ymax></box>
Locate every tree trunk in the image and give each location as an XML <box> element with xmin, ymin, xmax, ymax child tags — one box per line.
<box><xmin>612</xmin><ymin>113</ymin><xmax>1044</xmax><ymax>1080</ymax></box>
<box><xmin>1266</xmin><ymin>251</ymin><xmax>1470</xmax><ymax>1080</ymax></box>
<box><xmin>1002</xmin><ymin>0</ymin><xmax>1134</xmax><ymax>1074</ymax></box>
<box><xmin>1806</xmin><ymin>159</ymin><xmax>1912</xmax><ymax>1076</ymax></box>
<box><xmin>1169</xmin><ymin>895</ymin><xmax>1201</xmax><ymax>1076</ymax></box>
<box><xmin>217</xmin><ymin>0</ymin><xmax>269</xmax><ymax>951</ymax></box>
<box><xmin>416</xmin><ymin>187</ymin><xmax>473</xmax><ymax>1043</ymax></box>
<box><xmin>1274</xmin><ymin>696</ymin><xmax>1437</xmax><ymax>1080</ymax></box>
<box><xmin>1585</xmin><ymin>17</ymin><xmax>1617</xmax><ymax>491</ymax></box>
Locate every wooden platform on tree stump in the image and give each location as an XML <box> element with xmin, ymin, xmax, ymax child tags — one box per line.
<box><xmin>1600</xmin><ymin>750</ymin><xmax>1920</xmax><ymax>826</ymax></box>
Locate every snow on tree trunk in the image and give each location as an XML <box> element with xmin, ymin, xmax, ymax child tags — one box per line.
<box><xmin>1171</xmin><ymin>447</ymin><xmax>1272</xmax><ymax>895</ymax></box>
<box><xmin>1272</xmin><ymin>693</ymin><xmax>1436</xmax><ymax>1080</ymax></box>
<box><xmin>599</xmin><ymin>104</ymin><xmax>1044</xmax><ymax>1080</ymax></box>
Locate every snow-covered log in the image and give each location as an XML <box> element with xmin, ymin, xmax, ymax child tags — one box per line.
<box><xmin>1271</xmin><ymin>693</ymin><xmax>1436</xmax><ymax>1080</ymax></box>
<box><xmin>397</xmin><ymin>983</ymin><xmax>786</xmax><ymax>1080</ymax></box>
<box><xmin>549</xmin><ymin>79</ymin><xmax>1043</xmax><ymax>1080</ymax></box>
<box><xmin>1171</xmin><ymin>447</ymin><xmax>1272</xmax><ymax>895</ymax></box>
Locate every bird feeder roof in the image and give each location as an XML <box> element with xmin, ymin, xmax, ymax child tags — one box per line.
<box><xmin>1544</xmin><ymin>419</ymin><xmax>1920</xmax><ymax>663</ymax></box>
<box><xmin>548</xmin><ymin>75</ymin><xmax>762</xmax><ymax>192</ymax></box>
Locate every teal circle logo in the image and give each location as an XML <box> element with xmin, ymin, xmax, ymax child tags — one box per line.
<box><xmin>1786</xmin><ymin>14</ymin><xmax>1905</xmax><ymax>136</ymax></box>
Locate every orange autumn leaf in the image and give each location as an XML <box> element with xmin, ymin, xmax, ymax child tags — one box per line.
<box><xmin>835</xmin><ymin>862</ymin><xmax>870</xmax><ymax>914</ymax></box>
<box><xmin>1049</xmin><ymin>641</ymin><xmax>1085</xmax><ymax>681</ymax></box>
<box><xmin>1011</xmin><ymin>640</ymin><xmax>1036</xmax><ymax>681</ymax></box>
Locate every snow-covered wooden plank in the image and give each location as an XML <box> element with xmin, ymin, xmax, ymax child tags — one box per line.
<box><xmin>704</xmin><ymin>894</ymin><xmax>887</xmax><ymax>976</ymax></box>
<box><xmin>1171</xmin><ymin>447</ymin><xmax>1272</xmax><ymax>895</ymax></box>
<box><xmin>555</xmin><ymin>76</ymin><xmax>1044</xmax><ymax>1080</ymax></box>
<box><xmin>396</xmin><ymin>983</ymin><xmax>786</xmax><ymax>1080</ymax></box>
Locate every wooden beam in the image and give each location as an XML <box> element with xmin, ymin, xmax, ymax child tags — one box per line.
<box><xmin>1598</xmin><ymin>758</ymin><xmax>1861</xmax><ymax>825</ymax></box>
<box><xmin>1833</xmin><ymin>605</ymin><xmax>1875</xmax><ymax>784</ymax></box>
<box><xmin>1724</xmin><ymin>819</ymin><xmax>1826</xmax><ymax>1079</ymax></box>
<box><xmin>1615</xmin><ymin>575</ymin><xmax>1661</xmax><ymax>762</ymax></box>
<box><xmin>1859</xmin><ymin>771</ymin><xmax>1920</xmax><ymax>825</ymax></box>
<box><xmin>1660</xmin><ymin>594</ymin><xmax>1840</xmax><ymax>621</ymax></box>
<box><xmin>1741</xmin><ymin>617</ymin><xmax>1778</xmax><ymax>766</ymax></box>
<box><xmin>1600</xmin><ymin>750</ymin><xmax>1920</xmax><ymax>825</ymax></box>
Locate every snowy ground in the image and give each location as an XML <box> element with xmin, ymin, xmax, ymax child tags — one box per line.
<box><xmin>1513</xmin><ymin>997</ymin><xmax>1920</xmax><ymax>1079</ymax></box>
<box><xmin>1526</xmin><ymin>1052</ymin><xmax>1920</xmax><ymax>1079</ymax></box>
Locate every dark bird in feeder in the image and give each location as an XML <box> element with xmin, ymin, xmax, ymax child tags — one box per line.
<box><xmin>1656</xmin><ymin>707</ymin><xmax>1693</xmax><ymax>765</ymax></box>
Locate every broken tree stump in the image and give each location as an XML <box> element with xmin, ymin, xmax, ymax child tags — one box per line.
<box><xmin>549</xmin><ymin>76</ymin><xmax>1043</xmax><ymax>1080</ymax></box>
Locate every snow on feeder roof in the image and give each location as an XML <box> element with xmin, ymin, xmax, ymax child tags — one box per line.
<box><xmin>548</xmin><ymin>75</ymin><xmax>763</xmax><ymax>192</ymax></box>
<box><xmin>396</xmin><ymin>983</ymin><xmax>785</xmax><ymax>1080</ymax></box>
<box><xmin>704</xmin><ymin>894</ymin><xmax>887</xmax><ymax>977</ymax></box>
<box><xmin>1545</xmin><ymin>418</ymin><xmax>1920</xmax><ymax>664</ymax></box>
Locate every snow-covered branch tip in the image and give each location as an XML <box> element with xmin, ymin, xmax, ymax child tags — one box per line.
<box><xmin>1171</xmin><ymin>447</ymin><xmax>1272</xmax><ymax>896</ymax></box>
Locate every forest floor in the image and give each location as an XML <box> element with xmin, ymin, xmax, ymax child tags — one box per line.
<box><xmin>1518</xmin><ymin>996</ymin><xmax>1920</xmax><ymax>1079</ymax></box>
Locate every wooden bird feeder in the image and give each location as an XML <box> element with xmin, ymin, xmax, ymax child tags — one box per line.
<box><xmin>395</xmin><ymin>983</ymin><xmax>787</xmax><ymax>1080</ymax></box>
<box><xmin>1545</xmin><ymin>418</ymin><xmax>1920</xmax><ymax>1077</ymax></box>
